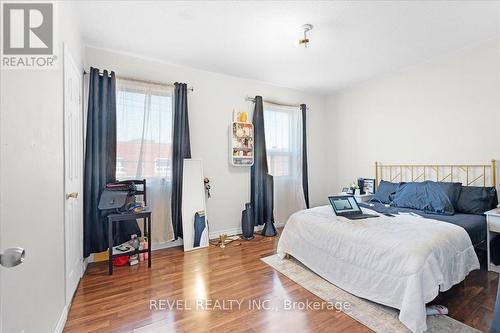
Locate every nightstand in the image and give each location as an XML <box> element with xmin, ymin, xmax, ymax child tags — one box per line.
<box><xmin>485</xmin><ymin>208</ymin><xmax>500</xmax><ymax>273</ymax></box>
<box><xmin>354</xmin><ymin>194</ymin><xmax>374</xmax><ymax>203</ymax></box>
<box><xmin>337</xmin><ymin>193</ymin><xmax>374</xmax><ymax>203</ymax></box>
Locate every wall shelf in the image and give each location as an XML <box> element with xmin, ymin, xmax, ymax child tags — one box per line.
<box><xmin>230</xmin><ymin>122</ymin><xmax>254</xmax><ymax>166</ymax></box>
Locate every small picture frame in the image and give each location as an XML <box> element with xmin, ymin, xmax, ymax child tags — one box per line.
<box><xmin>363</xmin><ymin>178</ymin><xmax>375</xmax><ymax>194</ymax></box>
<box><xmin>341</xmin><ymin>187</ymin><xmax>349</xmax><ymax>194</ymax></box>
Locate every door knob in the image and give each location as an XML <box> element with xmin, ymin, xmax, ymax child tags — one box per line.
<box><xmin>66</xmin><ymin>192</ymin><xmax>78</xmax><ymax>199</ymax></box>
<box><xmin>0</xmin><ymin>247</ymin><xmax>25</xmax><ymax>268</ymax></box>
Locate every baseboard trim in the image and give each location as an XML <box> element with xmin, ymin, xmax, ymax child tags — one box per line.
<box><xmin>82</xmin><ymin>257</ymin><xmax>89</xmax><ymax>276</ymax></box>
<box><xmin>87</xmin><ymin>223</ymin><xmax>286</xmax><ymax>263</ymax></box>
<box><xmin>54</xmin><ymin>305</ymin><xmax>68</xmax><ymax>333</ymax></box>
<box><xmin>151</xmin><ymin>238</ymin><xmax>183</xmax><ymax>251</ymax></box>
<box><xmin>208</xmin><ymin>221</ymin><xmax>285</xmax><ymax>240</ymax></box>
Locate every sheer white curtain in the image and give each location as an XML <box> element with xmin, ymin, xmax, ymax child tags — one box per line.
<box><xmin>264</xmin><ymin>106</ymin><xmax>306</xmax><ymax>224</ymax></box>
<box><xmin>116</xmin><ymin>79</ymin><xmax>174</xmax><ymax>243</ymax></box>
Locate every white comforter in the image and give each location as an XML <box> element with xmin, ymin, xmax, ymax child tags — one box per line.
<box><xmin>276</xmin><ymin>206</ymin><xmax>479</xmax><ymax>333</ymax></box>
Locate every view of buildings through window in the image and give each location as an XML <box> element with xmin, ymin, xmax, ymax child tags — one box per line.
<box><xmin>116</xmin><ymin>91</ymin><xmax>294</xmax><ymax>180</ymax></box>
<box><xmin>116</xmin><ymin>83</ymin><xmax>173</xmax><ymax>180</ymax></box>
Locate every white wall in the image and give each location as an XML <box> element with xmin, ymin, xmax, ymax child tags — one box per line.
<box><xmin>85</xmin><ymin>46</ymin><xmax>329</xmax><ymax>241</ymax></box>
<box><xmin>326</xmin><ymin>39</ymin><xmax>500</xmax><ymax>193</ymax></box>
<box><xmin>0</xmin><ymin>2</ymin><xmax>84</xmax><ymax>333</ymax></box>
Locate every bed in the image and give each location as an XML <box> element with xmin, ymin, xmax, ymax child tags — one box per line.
<box><xmin>358</xmin><ymin>202</ymin><xmax>487</xmax><ymax>247</ymax></box>
<box><xmin>277</xmin><ymin>161</ymin><xmax>497</xmax><ymax>333</ymax></box>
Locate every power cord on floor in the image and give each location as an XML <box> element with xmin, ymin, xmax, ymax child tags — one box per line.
<box><xmin>210</xmin><ymin>234</ymin><xmax>242</xmax><ymax>248</ymax></box>
<box><xmin>210</xmin><ymin>228</ymin><xmax>280</xmax><ymax>248</ymax></box>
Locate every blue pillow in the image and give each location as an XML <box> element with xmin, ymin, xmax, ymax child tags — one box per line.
<box><xmin>372</xmin><ymin>180</ymin><xmax>400</xmax><ymax>204</ymax></box>
<box><xmin>392</xmin><ymin>181</ymin><xmax>455</xmax><ymax>215</ymax></box>
<box><xmin>456</xmin><ymin>186</ymin><xmax>498</xmax><ymax>215</ymax></box>
<box><xmin>435</xmin><ymin>182</ymin><xmax>462</xmax><ymax>208</ymax></box>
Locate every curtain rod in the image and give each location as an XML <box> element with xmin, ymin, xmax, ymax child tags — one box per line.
<box><xmin>245</xmin><ymin>96</ymin><xmax>307</xmax><ymax>109</ymax></box>
<box><xmin>83</xmin><ymin>70</ymin><xmax>194</xmax><ymax>92</ymax></box>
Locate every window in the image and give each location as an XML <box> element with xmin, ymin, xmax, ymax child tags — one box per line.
<box><xmin>116</xmin><ymin>78</ymin><xmax>175</xmax><ymax>243</ymax></box>
<box><xmin>264</xmin><ymin>108</ymin><xmax>293</xmax><ymax>177</ymax></box>
<box><xmin>116</xmin><ymin>80</ymin><xmax>173</xmax><ymax>180</ymax></box>
<box><xmin>264</xmin><ymin>106</ymin><xmax>306</xmax><ymax>223</ymax></box>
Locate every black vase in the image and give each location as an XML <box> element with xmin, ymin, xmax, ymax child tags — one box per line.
<box><xmin>241</xmin><ymin>202</ymin><xmax>254</xmax><ymax>240</ymax></box>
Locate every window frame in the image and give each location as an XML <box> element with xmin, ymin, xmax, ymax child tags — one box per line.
<box><xmin>264</xmin><ymin>106</ymin><xmax>296</xmax><ymax>178</ymax></box>
<box><xmin>115</xmin><ymin>79</ymin><xmax>174</xmax><ymax>180</ymax></box>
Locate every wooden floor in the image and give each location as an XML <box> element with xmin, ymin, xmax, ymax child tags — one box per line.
<box><xmin>432</xmin><ymin>249</ymin><xmax>499</xmax><ymax>332</ymax></box>
<box><xmin>65</xmin><ymin>232</ymin><xmax>498</xmax><ymax>333</ymax></box>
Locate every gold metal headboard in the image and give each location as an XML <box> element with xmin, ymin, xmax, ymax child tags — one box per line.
<box><xmin>374</xmin><ymin>160</ymin><xmax>496</xmax><ymax>190</ymax></box>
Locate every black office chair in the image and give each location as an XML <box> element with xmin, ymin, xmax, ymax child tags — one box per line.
<box><xmin>111</xmin><ymin>179</ymin><xmax>147</xmax><ymax>244</ymax></box>
<box><xmin>114</xmin><ymin>179</ymin><xmax>147</xmax><ymax>205</ymax></box>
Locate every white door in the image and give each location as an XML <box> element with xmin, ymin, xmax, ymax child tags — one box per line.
<box><xmin>0</xmin><ymin>221</ymin><xmax>2</xmax><ymax>333</ymax></box>
<box><xmin>0</xmin><ymin>245</ymin><xmax>26</xmax><ymax>333</ymax></box>
<box><xmin>63</xmin><ymin>44</ymin><xmax>83</xmax><ymax>306</ymax></box>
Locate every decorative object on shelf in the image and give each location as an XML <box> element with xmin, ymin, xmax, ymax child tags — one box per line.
<box><xmin>358</xmin><ymin>178</ymin><xmax>365</xmax><ymax>194</ymax></box>
<box><xmin>349</xmin><ymin>182</ymin><xmax>359</xmax><ymax>195</ymax></box>
<box><xmin>241</xmin><ymin>202</ymin><xmax>254</xmax><ymax>240</ymax></box>
<box><xmin>341</xmin><ymin>187</ymin><xmax>349</xmax><ymax>194</ymax></box>
<box><xmin>362</xmin><ymin>178</ymin><xmax>376</xmax><ymax>194</ymax></box>
<box><xmin>230</xmin><ymin>121</ymin><xmax>254</xmax><ymax>166</ymax></box>
<box><xmin>138</xmin><ymin>241</ymin><xmax>144</xmax><ymax>262</ymax></box>
<box><xmin>129</xmin><ymin>254</ymin><xmax>139</xmax><ymax>266</ymax></box>
<box><xmin>233</xmin><ymin>109</ymin><xmax>249</xmax><ymax>123</ymax></box>
<box><xmin>239</xmin><ymin>111</ymin><xmax>248</xmax><ymax>122</ymax></box>
<box><xmin>129</xmin><ymin>234</ymin><xmax>139</xmax><ymax>250</ymax></box>
<box><xmin>204</xmin><ymin>177</ymin><xmax>211</xmax><ymax>198</ymax></box>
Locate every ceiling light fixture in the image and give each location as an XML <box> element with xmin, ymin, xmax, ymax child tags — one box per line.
<box><xmin>296</xmin><ymin>24</ymin><xmax>313</xmax><ymax>48</ymax></box>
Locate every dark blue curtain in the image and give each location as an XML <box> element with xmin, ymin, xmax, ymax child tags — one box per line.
<box><xmin>251</xmin><ymin>96</ymin><xmax>275</xmax><ymax>235</ymax></box>
<box><xmin>83</xmin><ymin>68</ymin><xmax>116</xmax><ymax>258</ymax></box>
<box><xmin>493</xmin><ymin>277</ymin><xmax>500</xmax><ymax>333</ymax></box>
<box><xmin>171</xmin><ymin>83</ymin><xmax>191</xmax><ymax>240</ymax></box>
<box><xmin>300</xmin><ymin>104</ymin><xmax>309</xmax><ymax>208</ymax></box>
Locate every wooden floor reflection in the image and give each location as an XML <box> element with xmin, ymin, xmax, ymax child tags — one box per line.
<box><xmin>64</xmin><ymin>231</ymin><xmax>497</xmax><ymax>333</ymax></box>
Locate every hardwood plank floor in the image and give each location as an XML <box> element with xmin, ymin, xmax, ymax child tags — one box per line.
<box><xmin>431</xmin><ymin>250</ymin><xmax>499</xmax><ymax>332</ymax></box>
<box><xmin>65</xmin><ymin>232</ymin><xmax>498</xmax><ymax>333</ymax></box>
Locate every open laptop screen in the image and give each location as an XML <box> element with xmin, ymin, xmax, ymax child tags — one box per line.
<box><xmin>329</xmin><ymin>196</ymin><xmax>361</xmax><ymax>214</ymax></box>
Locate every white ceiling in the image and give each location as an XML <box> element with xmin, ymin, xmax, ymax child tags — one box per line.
<box><xmin>75</xmin><ymin>1</ymin><xmax>500</xmax><ymax>94</ymax></box>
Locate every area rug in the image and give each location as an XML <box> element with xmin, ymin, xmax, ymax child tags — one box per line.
<box><xmin>261</xmin><ymin>254</ymin><xmax>481</xmax><ymax>333</ymax></box>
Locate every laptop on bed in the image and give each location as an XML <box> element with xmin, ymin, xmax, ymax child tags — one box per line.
<box><xmin>328</xmin><ymin>195</ymin><xmax>379</xmax><ymax>220</ymax></box>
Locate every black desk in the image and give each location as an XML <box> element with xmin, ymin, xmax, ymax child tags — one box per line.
<box><xmin>106</xmin><ymin>210</ymin><xmax>152</xmax><ymax>275</ymax></box>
